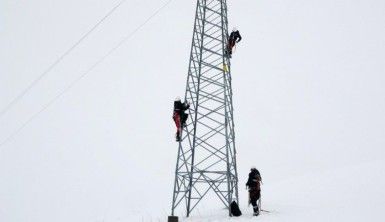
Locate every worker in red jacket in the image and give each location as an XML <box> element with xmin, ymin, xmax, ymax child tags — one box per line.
<box><xmin>173</xmin><ymin>97</ymin><xmax>190</xmax><ymax>141</ymax></box>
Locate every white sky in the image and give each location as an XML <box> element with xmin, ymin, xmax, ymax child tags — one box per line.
<box><xmin>1</xmin><ymin>0</ymin><xmax>385</xmax><ymax>221</ymax></box>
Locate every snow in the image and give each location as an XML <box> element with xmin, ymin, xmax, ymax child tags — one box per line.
<box><xmin>180</xmin><ymin>159</ymin><xmax>385</xmax><ymax>221</ymax></box>
<box><xmin>1</xmin><ymin>0</ymin><xmax>385</xmax><ymax>221</ymax></box>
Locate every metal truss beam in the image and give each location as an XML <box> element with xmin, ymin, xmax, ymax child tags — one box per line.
<box><xmin>171</xmin><ymin>0</ymin><xmax>238</xmax><ymax>217</ymax></box>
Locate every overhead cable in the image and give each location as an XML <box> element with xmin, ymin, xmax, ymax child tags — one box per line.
<box><xmin>0</xmin><ymin>0</ymin><xmax>127</xmax><ymax>119</ymax></box>
<box><xmin>0</xmin><ymin>0</ymin><xmax>174</xmax><ymax>148</ymax></box>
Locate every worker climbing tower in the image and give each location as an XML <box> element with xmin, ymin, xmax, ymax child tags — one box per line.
<box><xmin>171</xmin><ymin>0</ymin><xmax>238</xmax><ymax>217</ymax></box>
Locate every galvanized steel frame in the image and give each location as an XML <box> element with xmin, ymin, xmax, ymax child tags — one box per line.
<box><xmin>171</xmin><ymin>0</ymin><xmax>238</xmax><ymax>217</ymax></box>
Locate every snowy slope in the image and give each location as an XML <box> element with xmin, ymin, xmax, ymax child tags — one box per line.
<box><xmin>1</xmin><ymin>0</ymin><xmax>385</xmax><ymax>221</ymax></box>
<box><xmin>184</xmin><ymin>159</ymin><xmax>385</xmax><ymax>221</ymax></box>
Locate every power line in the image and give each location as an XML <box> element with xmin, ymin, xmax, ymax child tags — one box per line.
<box><xmin>0</xmin><ymin>0</ymin><xmax>174</xmax><ymax>148</ymax></box>
<box><xmin>0</xmin><ymin>0</ymin><xmax>127</xmax><ymax>119</ymax></box>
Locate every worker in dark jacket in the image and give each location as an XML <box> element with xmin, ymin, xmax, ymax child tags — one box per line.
<box><xmin>227</xmin><ymin>27</ymin><xmax>242</xmax><ymax>57</ymax></box>
<box><xmin>246</xmin><ymin>167</ymin><xmax>262</xmax><ymax>216</ymax></box>
<box><xmin>173</xmin><ymin>97</ymin><xmax>190</xmax><ymax>141</ymax></box>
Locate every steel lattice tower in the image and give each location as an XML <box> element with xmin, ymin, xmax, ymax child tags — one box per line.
<box><xmin>171</xmin><ymin>0</ymin><xmax>238</xmax><ymax>217</ymax></box>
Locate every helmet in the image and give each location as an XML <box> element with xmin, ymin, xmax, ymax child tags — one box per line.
<box><xmin>232</xmin><ymin>27</ymin><xmax>238</xmax><ymax>32</ymax></box>
<box><xmin>175</xmin><ymin>96</ymin><xmax>181</xmax><ymax>101</ymax></box>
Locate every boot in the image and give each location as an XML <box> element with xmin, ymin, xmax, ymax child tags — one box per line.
<box><xmin>253</xmin><ymin>206</ymin><xmax>259</xmax><ymax>216</ymax></box>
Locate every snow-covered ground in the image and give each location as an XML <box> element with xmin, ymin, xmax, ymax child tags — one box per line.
<box><xmin>1</xmin><ymin>0</ymin><xmax>385</xmax><ymax>221</ymax></box>
<box><xmin>184</xmin><ymin>159</ymin><xmax>385</xmax><ymax>221</ymax></box>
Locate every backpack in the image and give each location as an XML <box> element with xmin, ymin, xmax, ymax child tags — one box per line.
<box><xmin>230</xmin><ymin>200</ymin><xmax>242</xmax><ymax>216</ymax></box>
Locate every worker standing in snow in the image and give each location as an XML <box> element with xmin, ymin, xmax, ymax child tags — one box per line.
<box><xmin>173</xmin><ymin>97</ymin><xmax>190</xmax><ymax>141</ymax></box>
<box><xmin>246</xmin><ymin>167</ymin><xmax>262</xmax><ymax>216</ymax></box>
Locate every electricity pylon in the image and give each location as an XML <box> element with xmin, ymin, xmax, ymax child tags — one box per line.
<box><xmin>171</xmin><ymin>0</ymin><xmax>238</xmax><ymax>217</ymax></box>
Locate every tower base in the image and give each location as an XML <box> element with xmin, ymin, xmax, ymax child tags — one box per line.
<box><xmin>168</xmin><ymin>215</ymin><xmax>178</xmax><ymax>222</ymax></box>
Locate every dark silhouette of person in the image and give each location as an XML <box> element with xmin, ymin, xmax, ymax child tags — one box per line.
<box><xmin>227</xmin><ymin>27</ymin><xmax>242</xmax><ymax>57</ymax></box>
<box><xmin>246</xmin><ymin>167</ymin><xmax>262</xmax><ymax>216</ymax></box>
